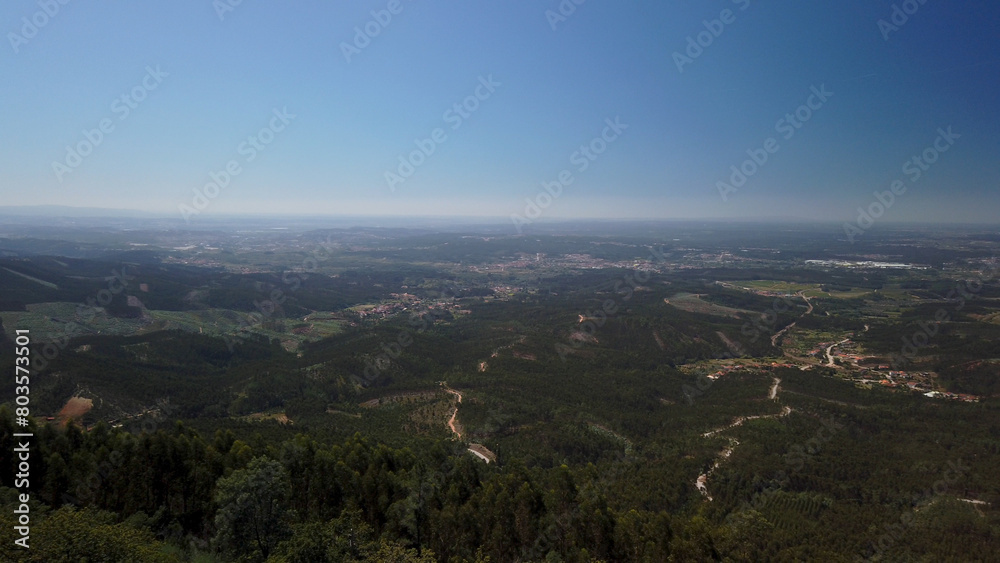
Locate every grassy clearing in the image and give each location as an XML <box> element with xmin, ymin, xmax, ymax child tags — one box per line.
<box><xmin>146</xmin><ymin>309</ymin><xmax>244</xmax><ymax>335</ymax></box>
<box><xmin>0</xmin><ymin>304</ymin><xmax>345</xmax><ymax>346</ymax></box>
<box><xmin>781</xmin><ymin>327</ymin><xmax>850</xmax><ymax>357</ymax></box>
<box><xmin>737</xmin><ymin>280</ymin><xmax>874</xmax><ymax>299</ymax></box>
<box><xmin>1</xmin><ymin>302</ymin><xmax>145</xmax><ymax>338</ymax></box>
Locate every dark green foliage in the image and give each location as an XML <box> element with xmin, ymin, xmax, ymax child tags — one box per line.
<box><xmin>2</xmin><ymin>226</ymin><xmax>1000</xmax><ymax>561</ymax></box>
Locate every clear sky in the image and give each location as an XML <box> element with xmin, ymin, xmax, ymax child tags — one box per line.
<box><xmin>1</xmin><ymin>0</ymin><xmax>997</xmax><ymax>223</ymax></box>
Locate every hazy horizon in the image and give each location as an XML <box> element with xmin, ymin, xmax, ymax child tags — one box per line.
<box><xmin>3</xmin><ymin>5</ymin><xmax>1000</xmax><ymax>557</ymax></box>
<box><xmin>2</xmin><ymin>1</ymin><xmax>998</xmax><ymax>225</ymax></box>
<box><xmin>3</xmin><ymin>203</ymin><xmax>1000</xmax><ymax>229</ymax></box>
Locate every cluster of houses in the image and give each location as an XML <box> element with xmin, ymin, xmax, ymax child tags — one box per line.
<box><xmin>701</xmin><ymin>338</ymin><xmax>984</xmax><ymax>403</ymax></box>
<box><xmin>854</xmin><ymin>369</ymin><xmax>932</xmax><ymax>390</ymax></box>
<box><xmin>354</xmin><ymin>301</ymin><xmax>409</xmax><ymax>319</ymax></box>
<box><xmin>815</xmin><ymin>340</ymin><xmax>981</xmax><ymax>402</ymax></box>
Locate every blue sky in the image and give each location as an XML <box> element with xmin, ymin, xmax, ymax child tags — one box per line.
<box><xmin>1</xmin><ymin>0</ymin><xmax>997</xmax><ymax>223</ymax></box>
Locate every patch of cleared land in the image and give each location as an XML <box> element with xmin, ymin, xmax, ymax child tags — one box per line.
<box><xmin>148</xmin><ymin>309</ymin><xmax>345</xmax><ymax>343</ymax></box>
<box><xmin>359</xmin><ymin>391</ymin><xmax>442</xmax><ymax>408</ymax></box>
<box><xmin>244</xmin><ymin>411</ymin><xmax>292</xmax><ymax>424</ymax></box>
<box><xmin>57</xmin><ymin>396</ymin><xmax>93</xmax><ymax>426</ymax></box>
<box><xmin>0</xmin><ymin>304</ymin><xmax>345</xmax><ymax>346</ymax></box>
<box><xmin>735</xmin><ymin>280</ymin><xmax>876</xmax><ymax>299</ymax></box>
<box><xmin>1</xmin><ymin>302</ymin><xmax>145</xmax><ymax>338</ymax></box>
<box><xmin>665</xmin><ymin>293</ymin><xmax>749</xmax><ymax>318</ymax></box>
<box><xmin>468</xmin><ymin>443</ymin><xmax>496</xmax><ymax>463</ymax></box>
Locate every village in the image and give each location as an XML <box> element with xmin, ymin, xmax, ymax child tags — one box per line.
<box><xmin>815</xmin><ymin>338</ymin><xmax>981</xmax><ymax>402</ymax></box>
<box><xmin>691</xmin><ymin>335</ymin><xmax>981</xmax><ymax>403</ymax></box>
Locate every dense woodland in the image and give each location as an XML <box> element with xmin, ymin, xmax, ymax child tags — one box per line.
<box><xmin>1</xmin><ymin>227</ymin><xmax>999</xmax><ymax>561</ymax></box>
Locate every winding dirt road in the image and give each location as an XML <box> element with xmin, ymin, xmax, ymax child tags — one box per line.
<box><xmin>694</xmin><ymin>292</ymin><xmax>860</xmax><ymax>500</ymax></box>
<box><xmin>696</xmin><ymin>378</ymin><xmax>791</xmax><ymax>500</ymax></box>
<box><xmin>442</xmin><ymin>386</ymin><xmax>463</xmax><ymax>440</ymax></box>
<box><xmin>771</xmin><ymin>292</ymin><xmax>813</xmax><ymax>347</ymax></box>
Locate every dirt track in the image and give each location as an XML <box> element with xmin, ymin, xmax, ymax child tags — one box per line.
<box><xmin>696</xmin><ymin>379</ymin><xmax>791</xmax><ymax>500</ymax></box>
<box><xmin>442</xmin><ymin>386</ymin><xmax>463</xmax><ymax>439</ymax></box>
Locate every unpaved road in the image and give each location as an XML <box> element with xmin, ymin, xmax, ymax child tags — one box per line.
<box><xmin>696</xmin><ymin>379</ymin><xmax>792</xmax><ymax>500</ymax></box>
<box><xmin>771</xmin><ymin>293</ymin><xmax>813</xmax><ymax>347</ymax></box>
<box><xmin>701</xmin><ymin>405</ymin><xmax>792</xmax><ymax>439</ymax></box>
<box><xmin>442</xmin><ymin>386</ymin><xmax>463</xmax><ymax>439</ymax></box>
<box><xmin>826</xmin><ymin>338</ymin><xmax>850</xmax><ymax>367</ymax></box>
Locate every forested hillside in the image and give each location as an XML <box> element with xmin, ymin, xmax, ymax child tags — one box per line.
<box><xmin>2</xmin><ymin>226</ymin><xmax>999</xmax><ymax>561</ymax></box>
